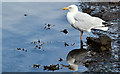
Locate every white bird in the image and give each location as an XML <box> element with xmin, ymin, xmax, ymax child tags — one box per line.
<box><xmin>63</xmin><ymin>5</ymin><xmax>108</xmax><ymax>41</ymax></box>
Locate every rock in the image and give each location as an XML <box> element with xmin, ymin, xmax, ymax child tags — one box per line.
<box><xmin>33</xmin><ymin>64</ymin><xmax>40</xmax><ymax>68</ymax></box>
<box><xmin>58</xmin><ymin>58</ymin><xmax>63</xmax><ymax>62</ymax></box>
<box><xmin>44</xmin><ymin>24</ymin><xmax>51</xmax><ymax>30</ymax></box>
<box><xmin>71</xmin><ymin>43</ymin><xmax>75</xmax><ymax>46</ymax></box>
<box><xmin>64</xmin><ymin>42</ymin><xmax>69</xmax><ymax>47</ymax></box>
<box><xmin>38</xmin><ymin>40</ymin><xmax>40</xmax><ymax>43</ymax></box>
<box><xmin>43</xmin><ymin>64</ymin><xmax>60</xmax><ymax>71</ymax></box>
<box><xmin>24</xmin><ymin>14</ymin><xmax>27</xmax><ymax>16</ymax></box>
<box><xmin>60</xmin><ymin>29</ymin><xmax>68</xmax><ymax>34</ymax></box>
<box><xmin>17</xmin><ymin>48</ymin><xmax>21</xmax><ymax>50</ymax></box>
<box><xmin>86</xmin><ymin>35</ymin><xmax>111</xmax><ymax>52</ymax></box>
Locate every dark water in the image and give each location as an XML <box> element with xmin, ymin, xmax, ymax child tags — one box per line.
<box><xmin>2</xmin><ymin>2</ymin><xmax>119</xmax><ymax>72</ymax></box>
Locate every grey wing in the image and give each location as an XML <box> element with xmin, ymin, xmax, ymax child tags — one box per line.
<box><xmin>74</xmin><ymin>12</ymin><xmax>104</xmax><ymax>31</ymax></box>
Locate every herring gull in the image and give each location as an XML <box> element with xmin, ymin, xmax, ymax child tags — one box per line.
<box><xmin>63</xmin><ymin>5</ymin><xmax>108</xmax><ymax>41</ymax></box>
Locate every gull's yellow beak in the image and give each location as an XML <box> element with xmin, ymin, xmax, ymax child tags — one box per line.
<box><xmin>63</xmin><ymin>7</ymin><xmax>68</xmax><ymax>10</ymax></box>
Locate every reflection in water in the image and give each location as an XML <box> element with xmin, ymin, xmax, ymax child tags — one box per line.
<box><xmin>62</xmin><ymin>40</ymin><xmax>90</xmax><ymax>71</ymax></box>
<box><xmin>62</xmin><ymin>40</ymin><xmax>111</xmax><ymax>72</ymax></box>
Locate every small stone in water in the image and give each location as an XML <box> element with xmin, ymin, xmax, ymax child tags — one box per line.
<box><xmin>24</xmin><ymin>14</ymin><xmax>27</xmax><ymax>16</ymax></box>
<box><xmin>35</xmin><ymin>45</ymin><xmax>38</xmax><ymax>47</ymax></box>
<box><xmin>43</xmin><ymin>64</ymin><xmax>59</xmax><ymax>71</ymax></box>
<box><xmin>58</xmin><ymin>58</ymin><xmax>63</xmax><ymax>62</ymax></box>
<box><xmin>61</xmin><ymin>29</ymin><xmax>68</xmax><ymax>34</ymax></box>
<box><xmin>38</xmin><ymin>40</ymin><xmax>40</xmax><ymax>43</ymax></box>
<box><xmin>34</xmin><ymin>41</ymin><xmax>37</xmax><ymax>44</ymax></box>
<box><xmin>64</xmin><ymin>42</ymin><xmax>69</xmax><ymax>47</ymax></box>
<box><xmin>25</xmin><ymin>50</ymin><xmax>27</xmax><ymax>52</ymax></box>
<box><xmin>48</xmin><ymin>24</ymin><xmax>51</xmax><ymax>27</ymax></box>
<box><xmin>71</xmin><ymin>43</ymin><xmax>75</xmax><ymax>46</ymax></box>
<box><xmin>33</xmin><ymin>64</ymin><xmax>40</xmax><ymax>68</ymax></box>
<box><xmin>38</xmin><ymin>47</ymin><xmax>41</xmax><ymax>49</ymax></box>
<box><xmin>17</xmin><ymin>48</ymin><xmax>21</xmax><ymax>50</ymax></box>
<box><xmin>22</xmin><ymin>48</ymin><xmax>25</xmax><ymax>51</ymax></box>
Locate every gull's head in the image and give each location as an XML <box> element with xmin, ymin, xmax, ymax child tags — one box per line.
<box><xmin>63</xmin><ymin>5</ymin><xmax>78</xmax><ymax>12</ymax></box>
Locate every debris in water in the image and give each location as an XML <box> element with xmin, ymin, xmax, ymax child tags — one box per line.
<box><xmin>17</xmin><ymin>48</ymin><xmax>27</xmax><ymax>52</ymax></box>
<box><xmin>48</xmin><ymin>24</ymin><xmax>51</xmax><ymax>27</ymax></box>
<box><xmin>64</xmin><ymin>42</ymin><xmax>69</xmax><ymax>47</ymax></box>
<box><xmin>44</xmin><ymin>24</ymin><xmax>51</xmax><ymax>30</ymax></box>
<box><xmin>60</xmin><ymin>29</ymin><xmax>68</xmax><ymax>34</ymax></box>
<box><xmin>71</xmin><ymin>43</ymin><xmax>75</xmax><ymax>46</ymax></box>
<box><xmin>24</xmin><ymin>14</ymin><xmax>27</xmax><ymax>16</ymax></box>
<box><xmin>25</xmin><ymin>50</ymin><xmax>27</xmax><ymax>52</ymax></box>
<box><xmin>39</xmin><ymin>43</ymin><xmax>45</xmax><ymax>46</ymax></box>
<box><xmin>33</xmin><ymin>64</ymin><xmax>40</xmax><ymax>68</ymax></box>
<box><xmin>38</xmin><ymin>47</ymin><xmax>41</xmax><ymax>49</ymax></box>
<box><xmin>58</xmin><ymin>58</ymin><xmax>63</xmax><ymax>62</ymax></box>
<box><xmin>33</xmin><ymin>41</ymin><xmax>37</xmax><ymax>44</ymax></box>
<box><xmin>38</xmin><ymin>40</ymin><xmax>40</xmax><ymax>43</ymax></box>
<box><xmin>35</xmin><ymin>45</ymin><xmax>38</xmax><ymax>47</ymax></box>
<box><xmin>22</xmin><ymin>48</ymin><xmax>25</xmax><ymax>51</ymax></box>
<box><xmin>43</xmin><ymin>64</ymin><xmax>60</xmax><ymax>71</ymax></box>
<box><xmin>17</xmin><ymin>48</ymin><xmax>21</xmax><ymax>50</ymax></box>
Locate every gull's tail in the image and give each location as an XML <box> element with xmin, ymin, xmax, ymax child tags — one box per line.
<box><xmin>92</xmin><ymin>22</ymin><xmax>112</xmax><ymax>31</ymax></box>
<box><xmin>102</xmin><ymin>22</ymin><xmax>114</xmax><ymax>26</ymax></box>
<box><xmin>94</xmin><ymin>26</ymin><xmax>108</xmax><ymax>31</ymax></box>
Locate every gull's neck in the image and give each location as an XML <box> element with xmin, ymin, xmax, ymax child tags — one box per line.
<box><xmin>68</xmin><ymin>11</ymin><xmax>78</xmax><ymax>17</ymax></box>
<box><xmin>68</xmin><ymin>9</ymin><xmax>78</xmax><ymax>16</ymax></box>
<box><xmin>69</xmin><ymin>10</ymin><xmax>78</xmax><ymax>13</ymax></box>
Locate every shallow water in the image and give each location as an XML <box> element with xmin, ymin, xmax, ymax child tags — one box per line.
<box><xmin>2</xmin><ymin>2</ymin><xmax>119</xmax><ymax>72</ymax></box>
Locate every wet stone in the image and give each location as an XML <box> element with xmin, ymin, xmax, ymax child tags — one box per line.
<box><xmin>44</xmin><ymin>24</ymin><xmax>51</xmax><ymax>30</ymax></box>
<box><xmin>38</xmin><ymin>40</ymin><xmax>40</xmax><ymax>43</ymax></box>
<box><xmin>24</xmin><ymin>14</ymin><xmax>27</xmax><ymax>16</ymax></box>
<box><xmin>23</xmin><ymin>49</ymin><xmax>27</xmax><ymax>52</ymax></box>
<box><xmin>43</xmin><ymin>64</ymin><xmax>60</xmax><ymax>71</ymax></box>
<box><xmin>48</xmin><ymin>24</ymin><xmax>50</xmax><ymax>27</ymax></box>
<box><xmin>31</xmin><ymin>40</ymin><xmax>47</xmax><ymax>50</ymax></box>
<box><xmin>58</xmin><ymin>58</ymin><xmax>63</xmax><ymax>62</ymax></box>
<box><xmin>60</xmin><ymin>29</ymin><xmax>68</xmax><ymax>34</ymax></box>
<box><xmin>17</xmin><ymin>48</ymin><xmax>21</xmax><ymax>50</ymax></box>
<box><xmin>17</xmin><ymin>48</ymin><xmax>27</xmax><ymax>52</ymax></box>
<box><xmin>33</xmin><ymin>64</ymin><xmax>40</xmax><ymax>68</ymax></box>
<box><xmin>38</xmin><ymin>47</ymin><xmax>41</xmax><ymax>49</ymax></box>
<box><xmin>35</xmin><ymin>45</ymin><xmax>38</xmax><ymax>47</ymax></box>
<box><xmin>64</xmin><ymin>42</ymin><xmax>69</xmax><ymax>47</ymax></box>
<box><xmin>34</xmin><ymin>41</ymin><xmax>37</xmax><ymax>44</ymax></box>
<box><xmin>86</xmin><ymin>35</ymin><xmax>112</xmax><ymax>52</ymax></box>
<box><xmin>71</xmin><ymin>43</ymin><xmax>75</xmax><ymax>46</ymax></box>
<box><xmin>79</xmin><ymin>2</ymin><xmax>119</xmax><ymax>21</ymax></box>
<box><xmin>22</xmin><ymin>48</ymin><xmax>25</xmax><ymax>51</ymax></box>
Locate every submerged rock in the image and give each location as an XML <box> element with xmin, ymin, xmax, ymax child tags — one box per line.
<box><xmin>86</xmin><ymin>35</ymin><xmax>111</xmax><ymax>52</ymax></box>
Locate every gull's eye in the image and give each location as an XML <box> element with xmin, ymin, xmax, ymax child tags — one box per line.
<box><xmin>69</xmin><ymin>7</ymin><xmax>72</xmax><ymax>9</ymax></box>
